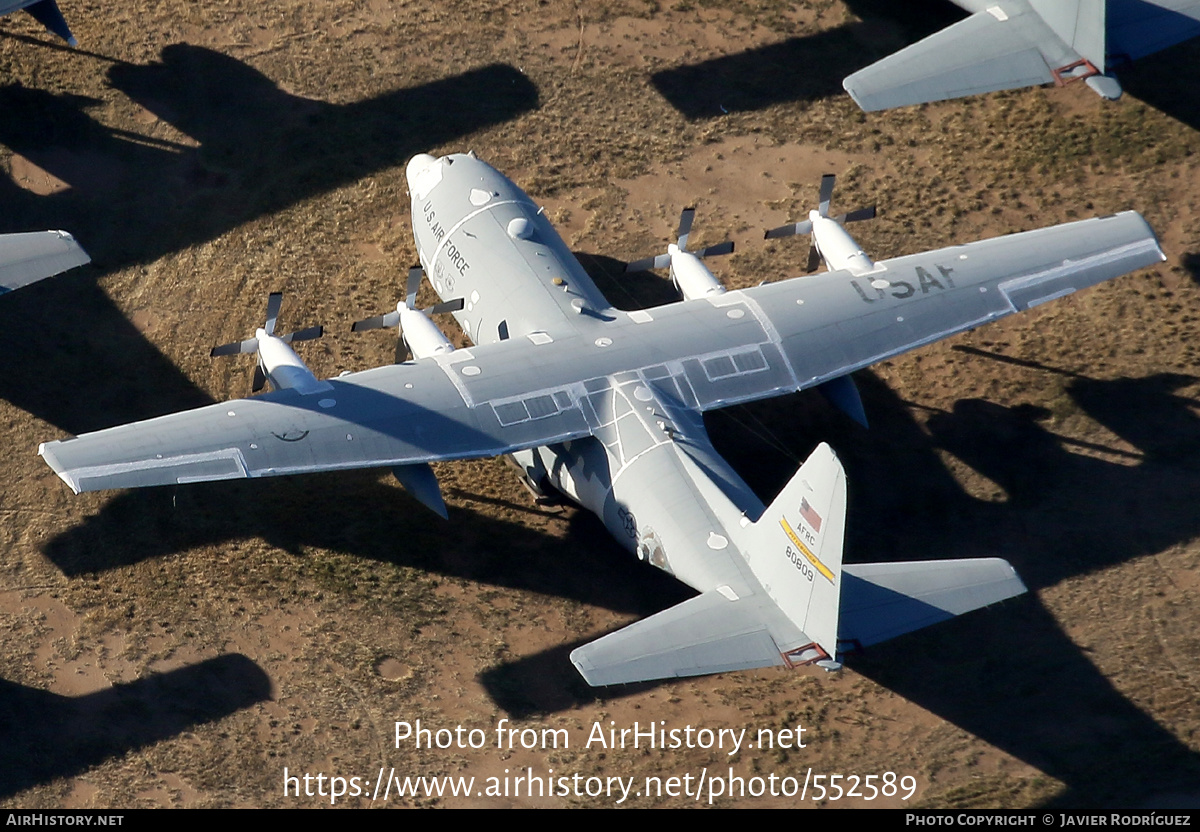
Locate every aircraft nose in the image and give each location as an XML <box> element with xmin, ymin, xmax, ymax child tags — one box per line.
<box><xmin>406</xmin><ymin>154</ymin><xmax>438</xmax><ymax>186</ymax></box>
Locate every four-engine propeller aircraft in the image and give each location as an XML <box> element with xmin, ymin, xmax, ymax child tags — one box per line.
<box><xmin>38</xmin><ymin>151</ymin><xmax>1165</xmax><ymax>685</ymax></box>
<box><xmin>844</xmin><ymin>0</ymin><xmax>1200</xmax><ymax>111</ymax></box>
<box><xmin>2</xmin><ymin>0</ymin><xmax>77</xmax><ymax>46</ymax></box>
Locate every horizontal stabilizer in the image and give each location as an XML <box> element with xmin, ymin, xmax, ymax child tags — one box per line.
<box><xmin>1108</xmin><ymin>0</ymin><xmax>1200</xmax><ymax>62</ymax></box>
<box><xmin>0</xmin><ymin>231</ymin><xmax>90</xmax><ymax>292</ymax></box>
<box><xmin>570</xmin><ymin>589</ymin><xmax>786</xmax><ymax>686</ymax></box>
<box><xmin>840</xmin><ymin>557</ymin><xmax>1026</xmax><ymax>647</ymax></box>
<box><xmin>844</xmin><ymin>7</ymin><xmax>1073</xmax><ymax>111</ymax></box>
<box><xmin>23</xmin><ymin>0</ymin><xmax>77</xmax><ymax>46</ymax></box>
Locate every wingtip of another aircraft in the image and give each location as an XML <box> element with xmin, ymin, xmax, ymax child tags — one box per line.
<box><xmin>37</xmin><ymin>441</ymin><xmax>81</xmax><ymax>495</ymax></box>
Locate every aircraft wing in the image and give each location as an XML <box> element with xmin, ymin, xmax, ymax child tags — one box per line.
<box><xmin>39</xmin><ymin>345</ymin><xmax>598</xmax><ymax>494</ymax></box>
<box><xmin>40</xmin><ymin>212</ymin><xmax>1161</xmax><ymax>494</ymax></box>
<box><xmin>0</xmin><ymin>231</ymin><xmax>90</xmax><ymax>293</ymax></box>
<box><xmin>843</xmin><ymin>5</ymin><xmax>1075</xmax><ymax>112</ymax></box>
<box><xmin>746</xmin><ymin>211</ymin><xmax>1164</xmax><ymax>392</ymax></box>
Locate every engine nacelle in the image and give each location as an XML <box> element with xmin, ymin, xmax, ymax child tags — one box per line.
<box><xmin>255</xmin><ymin>329</ymin><xmax>331</xmax><ymax>395</ymax></box>
<box><xmin>811</xmin><ymin>211</ymin><xmax>877</xmax><ymax>276</ymax></box>
<box><xmin>668</xmin><ymin>244</ymin><xmax>726</xmax><ymax>301</ymax></box>
<box><xmin>399</xmin><ymin>306</ymin><xmax>455</xmax><ymax>359</ymax></box>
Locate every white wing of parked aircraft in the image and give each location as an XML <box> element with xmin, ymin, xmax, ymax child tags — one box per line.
<box><xmin>38</xmin><ymin>152</ymin><xmax>1165</xmax><ymax>685</ymax></box>
<box><xmin>0</xmin><ymin>230</ymin><xmax>89</xmax><ymax>293</ymax></box>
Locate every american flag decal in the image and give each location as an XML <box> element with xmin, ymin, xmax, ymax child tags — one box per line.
<box><xmin>799</xmin><ymin>497</ymin><xmax>822</xmax><ymax>532</ymax></box>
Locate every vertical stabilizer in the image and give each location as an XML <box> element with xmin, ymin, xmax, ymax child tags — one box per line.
<box><xmin>743</xmin><ymin>442</ymin><xmax>846</xmax><ymax>660</ymax></box>
<box><xmin>1029</xmin><ymin>0</ymin><xmax>1107</xmax><ymax>70</ymax></box>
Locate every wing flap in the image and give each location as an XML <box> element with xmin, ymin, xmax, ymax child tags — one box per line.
<box><xmin>843</xmin><ymin>6</ymin><xmax>1070</xmax><ymax>112</ymax></box>
<box><xmin>0</xmin><ymin>231</ymin><xmax>90</xmax><ymax>292</ymax></box>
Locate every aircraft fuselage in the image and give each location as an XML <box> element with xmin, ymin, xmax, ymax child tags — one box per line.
<box><xmin>406</xmin><ymin>152</ymin><xmax>764</xmax><ymax>596</ymax></box>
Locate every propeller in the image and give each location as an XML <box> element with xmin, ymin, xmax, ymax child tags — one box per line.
<box><xmin>764</xmin><ymin>174</ymin><xmax>876</xmax><ymax>272</ymax></box>
<box><xmin>625</xmin><ymin>207</ymin><xmax>734</xmax><ymax>273</ymax></box>
<box><xmin>352</xmin><ymin>266</ymin><xmax>463</xmax><ymax>362</ymax></box>
<box><xmin>211</xmin><ymin>292</ymin><xmax>323</xmax><ymax>392</ymax></box>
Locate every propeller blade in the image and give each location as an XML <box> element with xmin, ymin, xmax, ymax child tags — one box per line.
<box><xmin>818</xmin><ymin>174</ymin><xmax>836</xmax><ymax>217</ymax></box>
<box><xmin>764</xmin><ymin>220</ymin><xmax>813</xmax><ymax>240</ymax></box>
<box><xmin>283</xmin><ymin>325</ymin><xmax>324</xmax><ymax>343</ymax></box>
<box><xmin>696</xmin><ymin>240</ymin><xmax>734</xmax><ymax>258</ymax></box>
<box><xmin>676</xmin><ymin>207</ymin><xmax>696</xmax><ymax>250</ymax></box>
<box><xmin>252</xmin><ymin>364</ymin><xmax>267</xmax><ymax>393</ymax></box>
<box><xmin>842</xmin><ymin>206</ymin><xmax>877</xmax><ymax>223</ymax></box>
<box><xmin>626</xmin><ymin>254</ymin><xmax>671</xmax><ymax>273</ymax></box>
<box><xmin>429</xmin><ymin>298</ymin><xmax>465</xmax><ymax>315</ymax></box>
<box><xmin>405</xmin><ymin>266</ymin><xmax>424</xmax><ymax>310</ymax></box>
<box><xmin>211</xmin><ymin>337</ymin><xmax>259</xmax><ymax>357</ymax></box>
<box><xmin>395</xmin><ymin>338</ymin><xmax>412</xmax><ymax>364</ymax></box>
<box><xmin>263</xmin><ymin>292</ymin><xmax>283</xmax><ymax>337</ymax></box>
<box><xmin>352</xmin><ymin>311</ymin><xmax>400</xmax><ymax>332</ymax></box>
<box><xmin>806</xmin><ymin>243</ymin><xmax>822</xmax><ymax>273</ymax></box>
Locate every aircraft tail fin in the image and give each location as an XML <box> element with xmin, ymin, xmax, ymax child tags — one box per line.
<box><xmin>570</xmin><ymin>443</ymin><xmax>849</xmax><ymax>686</ymax></box>
<box><xmin>1029</xmin><ymin>0</ymin><xmax>1106</xmax><ymax>71</ymax></box>
<box><xmin>569</xmin><ymin>442</ymin><xmax>1028</xmax><ymax>687</ymax></box>
<box><xmin>742</xmin><ymin>441</ymin><xmax>846</xmax><ymax>661</ymax></box>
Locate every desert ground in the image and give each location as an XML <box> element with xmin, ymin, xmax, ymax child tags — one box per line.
<box><xmin>1</xmin><ymin>0</ymin><xmax>1199</xmax><ymax>809</ymax></box>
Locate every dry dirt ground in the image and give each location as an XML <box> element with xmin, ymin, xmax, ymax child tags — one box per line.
<box><xmin>1</xmin><ymin>0</ymin><xmax>1199</xmax><ymax>810</ymax></box>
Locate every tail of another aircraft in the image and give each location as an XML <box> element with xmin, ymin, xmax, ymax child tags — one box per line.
<box><xmin>843</xmin><ymin>0</ymin><xmax>1116</xmax><ymax>112</ymax></box>
<box><xmin>23</xmin><ymin>0</ymin><xmax>78</xmax><ymax>47</ymax></box>
<box><xmin>571</xmin><ymin>443</ymin><xmax>1027</xmax><ymax>686</ymax></box>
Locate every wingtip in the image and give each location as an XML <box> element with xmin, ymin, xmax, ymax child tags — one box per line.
<box><xmin>568</xmin><ymin>646</ymin><xmax>602</xmax><ymax>687</ymax></box>
<box><xmin>38</xmin><ymin>441</ymin><xmax>82</xmax><ymax>495</ymax></box>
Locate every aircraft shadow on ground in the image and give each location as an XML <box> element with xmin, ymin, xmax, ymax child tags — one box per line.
<box><xmin>649</xmin><ymin>0</ymin><xmax>963</xmax><ymax>119</ymax></box>
<box><xmin>0</xmin><ymin>653</ymin><xmax>270</xmax><ymax>798</ymax></box>
<box><xmin>0</xmin><ymin>46</ymin><xmax>539</xmax><ymax>434</ymax></box>
<box><xmin>480</xmin><ymin>365</ymin><xmax>1200</xmax><ymax>806</ymax></box>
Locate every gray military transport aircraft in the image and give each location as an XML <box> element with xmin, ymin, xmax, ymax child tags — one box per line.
<box><xmin>38</xmin><ymin>152</ymin><xmax>1165</xmax><ymax>686</ymax></box>
<box><xmin>843</xmin><ymin>0</ymin><xmax>1200</xmax><ymax>111</ymax></box>
<box><xmin>0</xmin><ymin>230</ymin><xmax>89</xmax><ymax>292</ymax></box>
<box><xmin>2</xmin><ymin>0</ymin><xmax>77</xmax><ymax>46</ymax></box>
